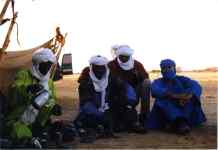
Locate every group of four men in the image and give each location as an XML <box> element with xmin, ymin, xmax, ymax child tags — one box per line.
<box><xmin>74</xmin><ymin>44</ymin><xmax>206</xmax><ymax>142</ymax></box>
<box><xmin>0</xmin><ymin>45</ymin><xmax>206</xmax><ymax>148</ymax></box>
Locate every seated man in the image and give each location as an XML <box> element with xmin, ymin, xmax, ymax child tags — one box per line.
<box><xmin>108</xmin><ymin>45</ymin><xmax>150</xmax><ymax>133</ymax></box>
<box><xmin>5</xmin><ymin>48</ymin><xmax>62</xmax><ymax>148</ymax></box>
<box><xmin>146</xmin><ymin>59</ymin><xmax>206</xmax><ymax>135</ymax></box>
<box><xmin>74</xmin><ymin>55</ymin><xmax>122</xmax><ymax>143</ymax></box>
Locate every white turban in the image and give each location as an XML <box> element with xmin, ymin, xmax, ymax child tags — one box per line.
<box><xmin>32</xmin><ymin>48</ymin><xmax>56</xmax><ymax>64</ymax></box>
<box><xmin>114</xmin><ymin>45</ymin><xmax>135</xmax><ymax>70</ymax></box>
<box><xmin>31</xmin><ymin>48</ymin><xmax>57</xmax><ymax>90</ymax></box>
<box><xmin>89</xmin><ymin>55</ymin><xmax>110</xmax><ymax>112</ymax></box>
<box><xmin>115</xmin><ymin>45</ymin><xmax>134</xmax><ymax>57</ymax></box>
<box><xmin>89</xmin><ymin>55</ymin><xmax>108</xmax><ymax>66</ymax></box>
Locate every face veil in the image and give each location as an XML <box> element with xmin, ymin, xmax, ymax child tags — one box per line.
<box><xmin>160</xmin><ymin>59</ymin><xmax>176</xmax><ymax>80</ymax></box>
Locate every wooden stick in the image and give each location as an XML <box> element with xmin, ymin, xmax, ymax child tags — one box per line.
<box><xmin>0</xmin><ymin>12</ymin><xmax>18</xmax><ymax>52</ymax></box>
<box><xmin>51</xmin><ymin>33</ymin><xmax>68</xmax><ymax>79</ymax></box>
<box><xmin>0</xmin><ymin>0</ymin><xmax>11</xmax><ymax>23</ymax></box>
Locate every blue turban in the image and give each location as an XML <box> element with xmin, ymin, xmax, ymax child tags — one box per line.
<box><xmin>160</xmin><ymin>59</ymin><xmax>176</xmax><ymax>80</ymax></box>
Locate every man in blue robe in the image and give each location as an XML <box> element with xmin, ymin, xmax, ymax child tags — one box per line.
<box><xmin>146</xmin><ymin>59</ymin><xmax>206</xmax><ymax>135</ymax></box>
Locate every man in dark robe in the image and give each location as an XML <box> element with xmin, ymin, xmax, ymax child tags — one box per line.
<box><xmin>108</xmin><ymin>45</ymin><xmax>150</xmax><ymax>133</ymax></box>
<box><xmin>74</xmin><ymin>55</ymin><xmax>124</xmax><ymax>143</ymax></box>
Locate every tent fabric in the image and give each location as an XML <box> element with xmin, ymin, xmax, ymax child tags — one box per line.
<box><xmin>0</xmin><ymin>40</ymin><xmax>52</xmax><ymax>95</ymax></box>
<box><xmin>0</xmin><ymin>40</ymin><xmax>51</xmax><ymax>69</ymax></box>
<box><xmin>0</xmin><ymin>27</ymin><xmax>66</xmax><ymax>95</ymax></box>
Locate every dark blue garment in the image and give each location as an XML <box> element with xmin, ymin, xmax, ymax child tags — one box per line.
<box><xmin>160</xmin><ymin>59</ymin><xmax>176</xmax><ymax>80</ymax></box>
<box><xmin>124</xmin><ymin>82</ymin><xmax>138</xmax><ymax>106</ymax></box>
<box><xmin>146</xmin><ymin>76</ymin><xmax>206</xmax><ymax>129</ymax></box>
<box><xmin>79</xmin><ymin>92</ymin><xmax>106</xmax><ymax>119</ymax></box>
<box><xmin>75</xmin><ymin>92</ymin><xmax>107</xmax><ymax>129</ymax></box>
<box><xmin>80</xmin><ymin>102</ymin><xmax>104</xmax><ymax>118</ymax></box>
<box><xmin>160</xmin><ymin>59</ymin><xmax>176</xmax><ymax>68</ymax></box>
<box><xmin>124</xmin><ymin>81</ymin><xmax>149</xmax><ymax>106</ymax></box>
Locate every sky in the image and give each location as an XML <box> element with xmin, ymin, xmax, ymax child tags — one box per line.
<box><xmin>0</xmin><ymin>0</ymin><xmax>218</xmax><ymax>73</ymax></box>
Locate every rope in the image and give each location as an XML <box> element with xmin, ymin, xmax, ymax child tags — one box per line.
<box><xmin>15</xmin><ymin>21</ymin><xmax>21</xmax><ymax>46</ymax></box>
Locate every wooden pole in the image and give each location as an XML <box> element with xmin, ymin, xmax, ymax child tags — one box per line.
<box><xmin>51</xmin><ymin>32</ymin><xmax>68</xmax><ymax>79</ymax></box>
<box><xmin>0</xmin><ymin>12</ymin><xmax>18</xmax><ymax>52</ymax></box>
<box><xmin>0</xmin><ymin>0</ymin><xmax>11</xmax><ymax>24</ymax></box>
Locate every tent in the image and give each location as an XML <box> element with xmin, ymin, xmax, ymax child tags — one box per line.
<box><xmin>0</xmin><ymin>40</ymin><xmax>50</xmax><ymax>94</ymax></box>
<box><xmin>0</xmin><ymin>0</ymin><xmax>66</xmax><ymax>95</ymax></box>
<box><xmin>0</xmin><ymin>31</ymin><xmax>66</xmax><ymax>95</ymax></box>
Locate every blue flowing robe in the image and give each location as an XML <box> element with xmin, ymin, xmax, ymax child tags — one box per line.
<box><xmin>146</xmin><ymin>75</ymin><xmax>206</xmax><ymax>129</ymax></box>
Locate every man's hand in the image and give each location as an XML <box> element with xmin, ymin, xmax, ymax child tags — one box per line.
<box><xmin>27</xmin><ymin>84</ymin><xmax>44</xmax><ymax>95</ymax></box>
<box><xmin>166</xmin><ymin>91</ymin><xmax>193</xmax><ymax>106</ymax></box>
<box><xmin>173</xmin><ymin>93</ymin><xmax>192</xmax><ymax>100</ymax></box>
<box><xmin>178</xmin><ymin>93</ymin><xmax>193</xmax><ymax>106</ymax></box>
<box><xmin>166</xmin><ymin>91</ymin><xmax>192</xmax><ymax>100</ymax></box>
<box><xmin>143</xmin><ymin>79</ymin><xmax>151</xmax><ymax>88</ymax></box>
<box><xmin>21</xmin><ymin>105</ymin><xmax>39</xmax><ymax>124</ymax></box>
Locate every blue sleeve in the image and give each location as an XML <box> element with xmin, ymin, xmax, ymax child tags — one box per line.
<box><xmin>151</xmin><ymin>79</ymin><xmax>168</xmax><ymax>98</ymax></box>
<box><xmin>178</xmin><ymin>76</ymin><xmax>202</xmax><ymax>99</ymax></box>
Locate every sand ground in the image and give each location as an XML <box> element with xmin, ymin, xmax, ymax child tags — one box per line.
<box><xmin>54</xmin><ymin>72</ymin><xmax>217</xmax><ymax>149</ymax></box>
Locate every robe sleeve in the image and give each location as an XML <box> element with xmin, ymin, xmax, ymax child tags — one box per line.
<box><xmin>135</xmin><ymin>60</ymin><xmax>149</xmax><ymax>81</ymax></box>
<box><xmin>78</xmin><ymin>67</ymin><xmax>94</xmax><ymax>106</ymax></box>
<box><xmin>177</xmin><ymin>76</ymin><xmax>202</xmax><ymax>100</ymax></box>
<box><xmin>151</xmin><ymin>79</ymin><xmax>168</xmax><ymax>98</ymax></box>
<box><xmin>8</xmin><ymin>70</ymin><xmax>32</xmax><ymax>108</ymax></box>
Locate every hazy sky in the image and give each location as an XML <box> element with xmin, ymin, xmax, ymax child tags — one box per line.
<box><xmin>0</xmin><ymin>0</ymin><xmax>218</xmax><ymax>73</ymax></box>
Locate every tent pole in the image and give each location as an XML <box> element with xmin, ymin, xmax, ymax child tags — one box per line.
<box><xmin>0</xmin><ymin>0</ymin><xmax>11</xmax><ymax>23</ymax></box>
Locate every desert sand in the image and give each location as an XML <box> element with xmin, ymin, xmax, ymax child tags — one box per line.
<box><xmin>54</xmin><ymin>72</ymin><xmax>217</xmax><ymax>149</ymax></box>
